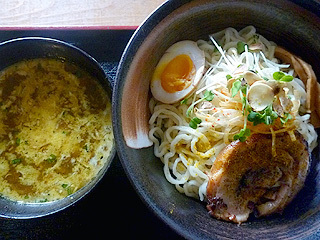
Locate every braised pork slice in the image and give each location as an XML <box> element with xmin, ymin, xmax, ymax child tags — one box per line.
<box><xmin>206</xmin><ymin>132</ymin><xmax>309</xmax><ymax>223</ymax></box>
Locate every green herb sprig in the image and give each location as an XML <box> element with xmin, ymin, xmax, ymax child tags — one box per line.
<box><xmin>280</xmin><ymin>112</ymin><xmax>292</xmax><ymax>124</ymax></box>
<box><xmin>237</xmin><ymin>41</ymin><xmax>248</xmax><ymax>54</ymax></box>
<box><xmin>247</xmin><ymin>103</ymin><xmax>293</xmax><ymax>128</ymax></box>
<box><xmin>226</xmin><ymin>74</ymin><xmax>232</xmax><ymax>80</ymax></box>
<box><xmin>273</xmin><ymin>71</ymin><xmax>294</xmax><ymax>82</ymax></box>
<box><xmin>186</xmin><ymin>90</ymin><xmax>215</xmax><ymax>118</ymax></box>
<box><xmin>233</xmin><ymin>85</ymin><xmax>251</xmax><ymax>142</ymax></box>
<box><xmin>247</xmin><ymin>104</ymin><xmax>278</xmax><ymax>126</ymax></box>
<box><xmin>230</xmin><ymin>79</ymin><xmax>247</xmax><ymax>98</ymax></box>
<box><xmin>233</xmin><ymin>128</ymin><xmax>251</xmax><ymax>142</ymax></box>
<box><xmin>189</xmin><ymin>117</ymin><xmax>202</xmax><ymax>129</ymax></box>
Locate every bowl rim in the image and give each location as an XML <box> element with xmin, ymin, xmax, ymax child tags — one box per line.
<box><xmin>113</xmin><ymin>0</ymin><xmax>320</xmax><ymax>239</ymax></box>
<box><xmin>0</xmin><ymin>36</ymin><xmax>116</xmax><ymax>219</ymax></box>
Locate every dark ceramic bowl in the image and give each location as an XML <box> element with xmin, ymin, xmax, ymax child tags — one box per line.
<box><xmin>113</xmin><ymin>0</ymin><xmax>320</xmax><ymax>239</ymax></box>
<box><xmin>0</xmin><ymin>37</ymin><xmax>115</xmax><ymax>219</ymax></box>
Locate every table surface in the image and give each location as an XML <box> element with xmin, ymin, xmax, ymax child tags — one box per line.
<box><xmin>0</xmin><ymin>0</ymin><xmax>167</xmax><ymax>28</ymax></box>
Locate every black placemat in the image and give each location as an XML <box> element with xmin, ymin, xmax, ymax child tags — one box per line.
<box><xmin>0</xmin><ymin>30</ymin><xmax>183</xmax><ymax>240</ymax></box>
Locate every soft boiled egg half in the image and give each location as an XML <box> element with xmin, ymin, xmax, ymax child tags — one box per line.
<box><xmin>150</xmin><ymin>40</ymin><xmax>205</xmax><ymax>104</ymax></box>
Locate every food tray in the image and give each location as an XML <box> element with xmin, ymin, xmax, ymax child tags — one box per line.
<box><xmin>0</xmin><ymin>29</ymin><xmax>182</xmax><ymax>240</ymax></box>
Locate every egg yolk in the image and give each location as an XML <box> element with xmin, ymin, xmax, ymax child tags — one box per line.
<box><xmin>160</xmin><ymin>54</ymin><xmax>195</xmax><ymax>93</ymax></box>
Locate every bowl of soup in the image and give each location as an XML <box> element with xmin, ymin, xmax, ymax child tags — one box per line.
<box><xmin>0</xmin><ymin>37</ymin><xmax>115</xmax><ymax>218</ymax></box>
<box><xmin>113</xmin><ymin>0</ymin><xmax>320</xmax><ymax>239</ymax></box>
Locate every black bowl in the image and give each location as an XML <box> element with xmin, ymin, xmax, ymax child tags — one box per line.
<box><xmin>113</xmin><ymin>0</ymin><xmax>320</xmax><ymax>239</ymax></box>
<box><xmin>0</xmin><ymin>37</ymin><xmax>115</xmax><ymax>218</ymax></box>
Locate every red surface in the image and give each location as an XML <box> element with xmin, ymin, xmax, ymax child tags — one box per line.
<box><xmin>0</xmin><ymin>26</ymin><xmax>138</xmax><ymax>31</ymax></box>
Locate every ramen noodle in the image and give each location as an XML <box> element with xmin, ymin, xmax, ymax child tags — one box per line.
<box><xmin>148</xmin><ymin>26</ymin><xmax>318</xmax><ymax>204</ymax></box>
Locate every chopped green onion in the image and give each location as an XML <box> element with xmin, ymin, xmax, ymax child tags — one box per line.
<box><xmin>67</xmin><ymin>188</ymin><xmax>72</xmax><ymax>195</ymax></box>
<box><xmin>83</xmin><ymin>144</ymin><xmax>89</xmax><ymax>152</ymax></box>
<box><xmin>62</xmin><ymin>183</ymin><xmax>73</xmax><ymax>195</ymax></box>
<box><xmin>12</xmin><ymin>158</ymin><xmax>22</xmax><ymax>164</ymax></box>
<box><xmin>46</xmin><ymin>154</ymin><xmax>57</xmax><ymax>163</ymax></box>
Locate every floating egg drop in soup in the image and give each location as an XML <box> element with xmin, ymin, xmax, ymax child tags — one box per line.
<box><xmin>0</xmin><ymin>58</ymin><xmax>113</xmax><ymax>202</ymax></box>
